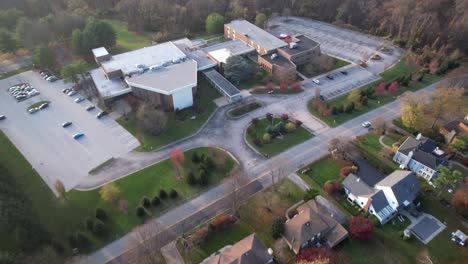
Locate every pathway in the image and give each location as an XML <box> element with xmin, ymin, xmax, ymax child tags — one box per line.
<box><xmin>160</xmin><ymin>241</ymin><xmax>185</xmax><ymax>264</ymax></box>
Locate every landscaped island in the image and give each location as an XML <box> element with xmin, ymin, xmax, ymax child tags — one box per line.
<box><xmin>245</xmin><ymin>113</ymin><xmax>313</xmax><ymax>157</ymax></box>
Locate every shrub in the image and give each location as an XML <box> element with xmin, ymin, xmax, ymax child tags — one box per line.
<box><xmin>262</xmin><ymin>133</ymin><xmax>272</xmax><ymax>143</ymax></box>
<box><xmin>159</xmin><ymin>190</ymin><xmax>168</xmax><ymax>199</ymax></box>
<box><xmin>253</xmin><ymin>137</ymin><xmax>262</xmax><ymax>146</ymax></box>
<box><xmin>303</xmin><ymin>189</ymin><xmax>320</xmax><ymax>201</ymax></box>
<box><xmin>345</xmin><ymin>103</ymin><xmax>354</xmax><ymax>113</ymax></box>
<box><xmin>251</xmin><ymin>117</ymin><xmax>259</xmax><ymax>125</ymax></box>
<box><xmin>152</xmin><ymin>196</ymin><xmax>161</xmax><ymax>206</ymax></box>
<box><xmin>93</xmin><ymin>220</ymin><xmax>105</xmax><ymax>236</ymax></box>
<box><xmin>51</xmin><ymin>238</ymin><xmax>65</xmax><ymax>254</ymax></box>
<box><xmin>324</xmin><ymin>180</ymin><xmax>341</xmax><ymax>194</ymax></box>
<box><xmin>170</xmin><ymin>189</ymin><xmax>178</xmax><ymax>199</ymax></box>
<box><xmin>338</xmin><ymin>105</ymin><xmax>344</xmax><ymax>113</ymax></box>
<box><xmin>84</xmin><ymin>217</ymin><xmax>94</xmax><ymax>231</ymax></box>
<box><xmin>187</xmin><ymin>171</ymin><xmax>197</xmax><ymax>185</ymax></box>
<box><xmin>349</xmin><ymin>216</ymin><xmax>373</xmax><ymax>240</ymax></box>
<box><xmin>295</xmin><ymin>120</ymin><xmax>303</xmax><ymax>127</ymax></box>
<box><xmin>136</xmin><ymin>207</ymin><xmax>146</xmax><ymax>218</ymax></box>
<box><xmin>141</xmin><ymin>196</ymin><xmax>151</xmax><ymax>208</ymax></box>
<box><xmin>285</xmin><ymin>122</ymin><xmax>296</xmax><ymax>133</ymax></box>
<box><xmin>292</xmin><ymin>82</ymin><xmax>301</xmax><ymax>90</ymax></box>
<box><xmin>75</xmin><ymin>231</ymin><xmax>90</xmax><ymax>249</ymax></box>
<box><xmin>199</xmin><ymin>168</ymin><xmax>209</xmax><ymax>185</ymax></box>
<box><xmin>271</xmin><ymin>218</ymin><xmax>285</xmax><ymax>239</ymax></box>
<box><xmin>209</xmin><ymin>215</ymin><xmax>236</xmax><ymax>231</ymax></box>
<box><xmin>340</xmin><ymin>166</ymin><xmax>354</xmax><ymax>177</ymax></box>
<box><xmin>281</xmin><ymin>113</ymin><xmax>289</xmax><ymax>121</ymax></box>
<box><xmin>266</xmin><ymin>113</ymin><xmax>273</xmax><ymax>122</ymax></box>
<box><xmin>203</xmin><ymin>156</ymin><xmax>215</xmax><ymax>171</ymax></box>
<box><xmin>95</xmin><ymin>208</ymin><xmax>107</xmax><ymax>221</ymax></box>
<box><xmin>191</xmin><ymin>152</ymin><xmax>200</xmax><ymax>163</ymax></box>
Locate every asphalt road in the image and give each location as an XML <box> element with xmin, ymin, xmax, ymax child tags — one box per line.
<box><xmin>0</xmin><ymin>71</ymin><xmax>139</xmax><ymax>192</ymax></box>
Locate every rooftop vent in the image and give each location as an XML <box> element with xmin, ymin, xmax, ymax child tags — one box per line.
<box><xmin>270</xmin><ymin>53</ymin><xmax>278</xmax><ymax>60</ymax></box>
<box><xmin>433</xmin><ymin>147</ymin><xmax>445</xmax><ymax>156</ymax></box>
<box><xmin>289</xmin><ymin>42</ymin><xmax>299</xmax><ymax>49</ymax></box>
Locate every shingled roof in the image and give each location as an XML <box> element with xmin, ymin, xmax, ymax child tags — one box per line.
<box><xmin>375</xmin><ymin>171</ymin><xmax>420</xmax><ymax>208</ymax></box>
<box><xmin>398</xmin><ymin>137</ymin><xmax>446</xmax><ymax>170</ymax></box>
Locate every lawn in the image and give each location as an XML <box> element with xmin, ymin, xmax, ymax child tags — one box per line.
<box><xmin>0</xmin><ymin>130</ymin><xmax>235</xmax><ymax>254</ymax></box>
<box><xmin>246</xmin><ymin>117</ymin><xmax>313</xmax><ymax>157</ymax></box>
<box><xmin>301</xmin><ymin>156</ymin><xmax>344</xmax><ymax>186</ymax></box>
<box><xmin>354</xmin><ymin>132</ymin><xmax>400</xmax><ymax>174</ymax></box>
<box><xmin>103</xmin><ymin>19</ymin><xmax>152</xmax><ymax>52</ymax></box>
<box><xmin>237</xmin><ymin>59</ymin><xmax>269</xmax><ymax>90</ymax></box>
<box><xmin>382</xmin><ymin>135</ymin><xmax>395</xmax><ymax>146</ymax></box>
<box><xmin>309</xmin><ymin>59</ymin><xmax>441</xmax><ymax>127</ymax></box>
<box><xmin>118</xmin><ymin>79</ymin><xmax>220</xmax><ymax>151</ymax></box>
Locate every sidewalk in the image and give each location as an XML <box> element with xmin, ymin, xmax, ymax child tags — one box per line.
<box><xmin>161</xmin><ymin>241</ymin><xmax>185</xmax><ymax>264</ymax></box>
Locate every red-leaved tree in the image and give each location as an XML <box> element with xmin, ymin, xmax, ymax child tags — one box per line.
<box><xmin>376</xmin><ymin>82</ymin><xmax>386</xmax><ymax>95</ymax></box>
<box><xmin>266</xmin><ymin>112</ymin><xmax>273</xmax><ymax>122</ymax></box>
<box><xmin>280</xmin><ymin>81</ymin><xmax>288</xmax><ymax>92</ymax></box>
<box><xmin>387</xmin><ymin>81</ymin><xmax>399</xmax><ymax>95</ymax></box>
<box><xmin>349</xmin><ymin>216</ymin><xmax>373</xmax><ymax>240</ymax></box>
<box><xmin>451</xmin><ymin>184</ymin><xmax>468</xmax><ymax>218</ymax></box>
<box><xmin>170</xmin><ymin>148</ymin><xmax>185</xmax><ymax>179</ymax></box>
<box><xmin>292</xmin><ymin>82</ymin><xmax>301</xmax><ymax>90</ymax></box>
<box><xmin>281</xmin><ymin>113</ymin><xmax>289</xmax><ymax>121</ymax></box>
<box><xmin>296</xmin><ymin>246</ymin><xmax>336</xmax><ymax>264</ymax></box>
<box><xmin>266</xmin><ymin>82</ymin><xmax>275</xmax><ymax>92</ymax></box>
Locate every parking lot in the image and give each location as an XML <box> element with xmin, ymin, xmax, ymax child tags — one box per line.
<box><xmin>0</xmin><ymin>71</ymin><xmax>139</xmax><ymax>193</ymax></box>
<box><xmin>267</xmin><ymin>16</ymin><xmax>401</xmax><ymax>75</ymax></box>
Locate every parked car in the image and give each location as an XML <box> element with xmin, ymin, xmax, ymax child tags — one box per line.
<box><xmin>39</xmin><ymin>102</ymin><xmax>49</xmax><ymax>109</ymax></box>
<box><xmin>39</xmin><ymin>71</ymin><xmax>50</xmax><ymax>76</ymax></box>
<box><xmin>74</xmin><ymin>97</ymin><xmax>84</xmax><ymax>103</ymax></box>
<box><xmin>312</xmin><ymin>79</ymin><xmax>320</xmax><ymax>85</ymax></box>
<box><xmin>43</xmin><ymin>74</ymin><xmax>52</xmax><ymax>79</ymax></box>
<box><xmin>46</xmin><ymin>76</ymin><xmax>57</xmax><ymax>82</ymax></box>
<box><xmin>340</xmin><ymin>71</ymin><xmax>348</xmax><ymax>75</ymax></box>
<box><xmin>85</xmin><ymin>105</ymin><xmax>95</xmax><ymax>111</ymax></box>
<box><xmin>0</xmin><ymin>115</ymin><xmax>5</xmax><ymax>120</ymax></box>
<box><xmin>361</xmin><ymin>121</ymin><xmax>371</xmax><ymax>128</ymax></box>
<box><xmin>319</xmin><ymin>95</ymin><xmax>325</xmax><ymax>101</ymax></box>
<box><xmin>73</xmin><ymin>133</ymin><xmax>85</xmax><ymax>139</ymax></box>
<box><xmin>326</xmin><ymin>74</ymin><xmax>334</xmax><ymax>80</ymax></box>
<box><xmin>68</xmin><ymin>90</ymin><xmax>77</xmax><ymax>96</ymax></box>
<box><xmin>62</xmin><ymin>88</ymin><xmax>71</xmax><ymax>93</ymax></box>
<box><xmin>96</xmin><ymin>111</ymin><xmax>108</xmax><ymax>119</ymax></box>
<box><xmin>62</xmin><ymin>121</ymin><xmax>72</xmax><ymax>128</ymax></box>
<box><xmin>28</xmin><ymin>107</ymin><xmax>39</xmax><ymax>114</ymax></box>
<box><xmin>48</xmin><ymin>76</ymin><xmax>59</xmax><ymax>82</ymax></box>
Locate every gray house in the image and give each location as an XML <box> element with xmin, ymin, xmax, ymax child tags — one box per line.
<box><xmin>393</xmin><ymin>135</ymin><xmax>447</xmax><ymax>181</ymax></box>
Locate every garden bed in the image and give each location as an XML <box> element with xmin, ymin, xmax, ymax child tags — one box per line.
<box><xmin>245</xmin><ymin>115</ymin><xmax>313</xmax><ymax>157</ymax></box>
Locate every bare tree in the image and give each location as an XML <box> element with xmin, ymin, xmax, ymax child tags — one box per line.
<box><xmin>124</xmin><ymin>221</ymin><xmax>167</xmax><ymax>264</ymax></box>
<box><xmin>372</xmin><ymin>115</ymin><xmax>387</xmax><ymax>134</ymax></box>
<box><xmin>226</xmin><ymin>168</ymin><xmax>249</xmax><ymax>218</ymax></box>
<box><xmin>329</xmin><ymin>137</ymin><xmax>352</xmax><ymax>160</ymax></box>
<box><xmin>270</xmin><ymin>168</ymin><xmax>285</xmax><ymax>192</ymax></box>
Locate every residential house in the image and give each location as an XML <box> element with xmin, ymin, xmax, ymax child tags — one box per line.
<box><xmin>283</xmin><ymin>200</ymin><xmax>348</xmax><ymax>254</ymax></box>
<box><xmin>439</xmin><ymin>119</ymin><xmax>468</xmax><ymax>144</ymax></box>
<box><xmin>202</xmin><ymin>233</ymin><xmax>274</xmax><ymax>264</ymax></box>
<box><xmin>343</xmin><ymin>170</ymin><xmax>420</xmax><ymax>224</ymax></box>
<box><xmin>393</xmin><ymin>135</ymin><xmax>447</xmax><ymax>181</ymax></box>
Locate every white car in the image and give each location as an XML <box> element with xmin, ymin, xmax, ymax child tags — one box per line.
<box><xmin>28</xmin><ymin>107</ymin><xmax>39</xmax><ymax>114</ymax></box>
<box><xmin>313</xmin><ymin>79</ymin><xmax>320</xmax><ymax>85</ymax></box>
<box><xmin>361</xmin><ymin>121</ymin><xmax>371</xmax><ymax>128</ymax></box>
<box><xmin>68</xmin><ymin>90</ymin><xmax>77</xmax><ymax>96</ymax></box>
<box><xmin>74</xmin><ymin>97</ymin><xmax>84</xmax><ymax>103</ymax></box>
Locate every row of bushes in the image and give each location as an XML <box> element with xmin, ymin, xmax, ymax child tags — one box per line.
<box><xmin>67</xmin><ymin>208</ymin><xmax>108</xmax><ymax>251</ymax></box>
<box><xmin>136</xmin><ymin>189</ymin><xmax>178</xmax><ymax>218</ymax></box>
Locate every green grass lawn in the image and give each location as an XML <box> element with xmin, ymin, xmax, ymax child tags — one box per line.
<box><xmin>301</xmin><ymin>156</ymin><xmax>344</xmax><ymax>186</ymax></box>
<box><xmin>103</xmin><ymin>19</ymin><xmax>152</xmax><ymax>52</ymax></box>
<box><xmin>237</xmin><ymin>59</ymin><xmax>269</xmax><ymax>90</ymax></box>
<box><xmin>118</xmin><ymin>79</ymin><xmax>220</xmax><ymax>151</ymax></box>
<box><xmin>0</xmin><ymin>130</ymin><xmax>234</xmax><ymax>253</ymax></box>
<box><xmin>355</xmin><ymin>132</ymin><xmax>383</xmax><ymax>156</ymax></box>
<box><xmin>382</xmin><ymin>135</ymin><xmax>395</xmax><ymax>146</ymax></box>
<box><xmin>246</xmin><ymin>118</ymin><xmax>313</xmax><ymax>157</ymax></box>
<box><xmin>309</xmin><ymin>60</ymin><xmax>441</xmax><ymax>127</ymax></box>
<box><xmin>354</xmin><ymin>132</ymin><xmax>400</xmax><ymax>174</ymax></box>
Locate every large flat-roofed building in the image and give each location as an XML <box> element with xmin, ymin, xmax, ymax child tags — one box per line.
<box><xmin>203</xmin><ymin>39</ymin><xmax>255</xmax><ymax>65</ymax></box>
<box><xmin>277</xmin><ymin>35</ymin><xmax>321</xmax><ymax>65</ymax></box>
<box><xmin>91</xmin><ymin>42</ymin><xmax>201</xmax><ymax>111</ymax></box>
<box><xmin>224</xmin><ymin>20</ymin><xmax>287</xmax><ymax>55</ymax></box>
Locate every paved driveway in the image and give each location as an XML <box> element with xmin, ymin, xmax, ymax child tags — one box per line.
<box><xmin>0</xmin><ymin>71</ymin><xmax>139</xmax><ymax>193</ymax></box>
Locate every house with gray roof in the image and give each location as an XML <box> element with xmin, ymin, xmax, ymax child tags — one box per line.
<box><xmin>393</xmin><ymin>135</ymin><xmax>447</xmax><ymax>181</ymax></box>
<box><xmin>343</xmin><ymin>170</ymin><xmax>420</xmax><ymax>224</ymax></box>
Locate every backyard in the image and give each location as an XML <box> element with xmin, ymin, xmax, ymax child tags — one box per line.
<box><xmin>246</xmin><ymin>117</ymin><xmax>313</xmax><ymax>157</ymax></box>
<box><xmin>0</xmin><ymin>130</ymin><xmax>235</xmax><ymax>254</ymax></box>
<box><xmin>309</xmin><ymin>59</ymin><xmax>441</xmax><ymax>127</ymax></box>
<box><xmin>118</xmin><ymin>79</ymin><xmax>220</xmax><ymax>151</ymax></box>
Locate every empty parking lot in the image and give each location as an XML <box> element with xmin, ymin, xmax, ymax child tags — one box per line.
<box><xmin>0</xmin><ymin>71</ymin><xmax>139</xmax><ymax>193</ymax></box>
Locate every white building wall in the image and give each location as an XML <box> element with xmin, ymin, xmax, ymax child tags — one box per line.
<box><xmin>172</xmin><ymin>87</ymin><xmax>194</xmax><ymax>111</ymax></box>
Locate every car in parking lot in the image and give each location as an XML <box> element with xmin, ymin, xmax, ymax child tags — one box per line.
<box><xmin>326</xmin><ymin>74</ymin><xmax>334</xmax><ymax>80</ymax></box>
<box><xmin>62</xmin><ymin>121</ymin><xmax>72</xmax><ymax>128</ymax></box>
<box><xmin>0</xmin><ymin>115</ymin><xmax>5</xmax><ymax>120</ymax></box>
<box><xmin>74</xmin><ymin>97</ymin><xmax>84</xmax><ymax>103</ymax></box>
<box><xmin>39</xmin><ymin>102</ymin><xmax>49</xmax><ymax>109</ymax></box>
<box><xmin>46</xmin><ymin>76</ymin><xmax>59</xmax><ymax>82</ymax></box>
<box><xmin>312</xmin><ymin>79</ymin><xmax>320</xmax><ymax>85</ymax></box>
<box><xmin>319</xmin><ymin>95</ymin><xmax>325</xmax><ymax>101</ymax></box>
<box><xmin>96</xmin><ymin>111</ymin><xmax>108</xmax><ymax>119</ymax></box>
<box><xmin>85</xmin><ymin>105</ymin><xmax>95</xmax><ymax>111</ymax></box>
<box><xmin>62</xmin><ymin>88</ymin><xmax>71</xmax><ymax>93</ymax></box>
<box><xmin>68</xmin><ymin>90</ymin><xmax>77</xmax><ymax>96</ymax></box>
<box><xmin>73</xmin><ymin>133</ymin><xmax>85</xmax><ymax>139</ymax></box>
<box><xmin>28</xmin><ymin>107</ymin><xmax>39</xmax><ymax>114</ymax></box>
<box><xmin>361</xmin><ymin>121</ymin><xmax>371</xmax><ymax>128</ymax></box>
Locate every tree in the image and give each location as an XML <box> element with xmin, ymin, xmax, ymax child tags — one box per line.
<box><xmin>450</xmin><ymin>135</ymin><xmax>468</xmax><ymax>153</ymax></box>
<box><xmin>296</xmin><ymin>246</ymin><xmax>336</xmax><ymax>264</ymax></box>
<box><xmin>136</xmin><ymin>104</ymin><xmax>168</xmax><ymax>136</ymax></box>
<box><xmin>376</xmin><ymin>82</ymin><xmax>386</xmax><ymax>95</ymax></box>
<box><xmin>270</xmin><ymin>218</ymin><xmax>285</xmax><ymax>239</ymax></box>
<box><xmin>433</xmin><ymin>166</ymin><xmax>463</xmax><ymax>197</ymax></box>
<box><xmin>400</xmin><ymin>92</ymin><xmax>428</xmax><ymax>131</ymax></box>
<box><xmin>0</xmin><ymin>28</ymin><xmax>17</xmax><ymax>54</ymax></box>
<box><xmin>451</xmin><ymin>184</ymin><xmax>468</xmax><ymax>218</ymax></box>
<box><xmin>387</xmin><ymin>81</ymin><xmax>399</xmax><ymax>95</ymax></box>
<box><xmin>159</xmin><ymin>189</ymin><xmax>168</xmax><ymax>199</ymax></box>
<box><xmin>255</xmin><ymin>13</ymin><xmax>267</xmax><ymax>28</ymax></box>
<box><xmin>347</xmin><ymin>89</ymin><xmax>362</xmax><ymax>107</ymax></box>
<box><xmin>72</xmin><ymin>19</ymin><xmax>116</xmax><ymax>54</ymax></box>
<box><xmin>92</xmin><ymin>220</ymin><xmax>105</xmax><ymax>236</ymax></box>
<box><xmin>349</xmin><ymin>216</ymin><xmax>373</xmax><ymax>240</ymax></box>
<box><xmin>84</xmin><ymin>217</ymin><xmax>94</xmax><ymax>231</ymax></box>
<box><xmin>99</xmin><ymin>182</ymin><xmax>121</xmax><ymax>204</ymax></box>
<box><xmin>152</xmin><ymin>196</ymin><xmax>161</xmax><ymax>206</ymax></box>
<box><xmin>224</xmin><ymin>56</ymin><xmax>253</xmax><ymax>84</ymax></box>
<box><xmin>187</xmin><ymin>171</ymin><xmax>197</xmax><ymax>185</ymax></box>
<box><xmin>0</xmin><ymin>8</ymin><xmax>23</xmax><ymax>31</ymax></box>
<box><xmin>141</xmin><ymin>197</ymin><xmax>151</xmax><ymax>208</ymax></box>
<box><xmin>95</xmin><ymin>208</ymin><xmax>107</xmax><ymax>221</ymax></box>
<box><xmin>75</xmin><ymin>231</ymin><xmax>90</xmax><ymax>249</ymax></box>
<box><xmin>205</xmin><ymin>13</ymin><xmax>224</xmax><ymax>34</ymax></box>
<box><xmin>324</xmin><ymin>180</ymin><xmax>341</xmax><ymax>195</ymax></box>
<box><xmin>226</xmin><ymin>168</ymin><xmax>249</xmax><ymax>218</ymax></box>
<box><xmin>199</xmin><ymin>168</ymin><xmax>209</xmax><ymax>185</ymax></box>
<box><xmin>54</xmin><ymin>180</ymin><xmax>66</xmax><ymax>200</ymax></box>
<box><xmin>60</xmin><ymin>59</ymin><xmax>87</xmax><ymax>87</ymax></box>
<box><xmin>16</xmin><ymin>18</ymin><xmax>53</xmax><ymax>50</ymax></box>
<box><xmin>170</xmin><ymin>147</ymin><xmax>186</xmax><ymax>179</ymax></box>
<box><xmin>170</xmin><ymin>189</ymin><xmax>178</xmax><ymax>199</ymax></box>
<box><xmin>34</xmin><ymin>46</ymin><xmax>56</xmax><ymax>70</ymax></box>
<box><xmin>71</xmin><ymin>29</ymin><xmax>85</xmax><ymax>54</ymax></box>
<box><xmin>136</xmin><ymin>207</ymin><xmax>146</xmax><ymax>218</ymax></box>
<box><xmin>428</xmin><ymin>86</ymin><xmax>465</xmax><ymax>128</ymax></box>
<box><xmin>328</xmin><ymin>137</ymin><xmax>351</xmax><ymax>160</ymax></box>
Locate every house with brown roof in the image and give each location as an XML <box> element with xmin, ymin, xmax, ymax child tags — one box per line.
<box><xmin>439</xmin><ymin>119</ymin><xmax>468</xmax><ymax>144</ymax></box>
<box><xmin>283</xmin><ymin>200</ymin><xmax>348</xmax><ymax>254</ymax></box>
<box><xmin>202</xmin><ymin>233</ymin><xmax>274</xmax><ymax>264</ymax></box>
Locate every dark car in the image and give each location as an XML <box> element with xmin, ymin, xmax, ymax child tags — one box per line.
<box><xmin>0</xmin><ymin>115</ymin><xmax>5</xmax><ymax>120</ymax></box>
<box><xmin>62</xmin><ymin>121</ymin><xmax>72</xmax><ymax>128</ymax></box>
<box><xmin>319</xmin><ymin>95</ymin><xmax>325</xmax><ymax>101</ymax></box>
<box><xmin>340</xmin><ymin>71</ymin><xmax>348</xmax><ymax>75</ymax></box>
<box><xmin>96</xmin><ymin>111</ymin><xmax>108</xmax><ymax>119</ymax></box>
<box><xmin>326</xmin><ymin>74</ymin><xmax>334</xmax><ymax>80</ymax></box>
<box><xmin>86</xmin><ymin>105</ymin><xmax>95</xmax><ymax>111</ymax></box>
<box><xmin>73</xmin><ymin>133</ymin><xmax>84</xmax><ymax>139</ymax></box>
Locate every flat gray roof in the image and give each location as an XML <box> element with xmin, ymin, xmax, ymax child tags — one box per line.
<box><xmin>203</xmin><ymin>39</ymin><xmax>254</xmax><ymax>63</ymax></box>
<box><xmin>100</xmin><ymin>42</ymin><xmax>186</xmax><ymax>75</ymax></box>
<box><xmin>226</xmin><ymin>20</ymin><xmax>287</xmax><ymax>51</ymax></box>
<box><xmin>203</xmin><ymin>69</ymin><xmax>240</xmax><ymax>98</ymax></box>
<box><xmin>90</xmin><ymin>68</ymin><xmax>131</xmax><ymax>99</ymax></box>
<box><xmin>126</xmin><ymin>59</ymin><xmax>197</xmax><ymax>95</ymax></box>
<box><xmin>261</xmin><ymin>53</ymin><xmax>296</xmax><ymax>68</ymax></box>
<box><xmin>279</xmin><ymin>35</ymin><xmax>320</xmax><ymax>56</ymax></box>
<box><xmin>92</xmin><ymin>47</ymin><xmax>109</xmax><ymax>58</ymax></box>
<box><xmin>172</xmin><ymin>38</ymin><xmax>217</xmax><ymax>71</ymax></box>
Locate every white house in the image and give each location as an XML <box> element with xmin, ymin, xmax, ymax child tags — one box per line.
<box><xmin>343</xmin><ymin>170</ymin><xmax>420</xmax><ymax>224</ymax></box>
<box><xmin>393</xmin><ymin>135</ymin><xmax>447</xmax><ymax>181</ymax></box>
